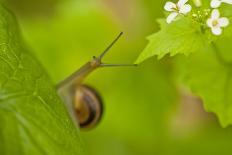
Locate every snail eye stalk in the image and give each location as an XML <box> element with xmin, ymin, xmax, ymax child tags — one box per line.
<box><xmin>57</xmin><ymin>32</ymin><xmax>137</xmax><ymax>131</ymax></box>
<box><xmin>98</xmin><ymin>32</ymin><xmax>124</xmax><ymax>60</ymax></box>
<box><xmin>100</xmin><ymin>63</ymin><xmax>137</xmax><ymax>67</ymax></box>
<box><xmin>96</xmin><ymin>32</ymin><xmax>137</xmax><ymax>67</ymax></box>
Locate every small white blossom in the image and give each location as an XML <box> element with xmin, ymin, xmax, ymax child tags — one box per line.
<box><xmin>207</xmin><ymin>9</ymin><xmax>229</xmax><ymax>35</ymax></box>
<box><xmin>211</xmin><ymin>0</ymin><xmax>232</xmax><ymax>8</ymax></box>
<box><xmin>194</xmin><ymin>0</ymin><xmax>202</xmax><ymax>7</ymax></box>
<box><xmin>164</xmin><ymin>0</ymin><xmax>192</xmax><ymax>24</ymax></box>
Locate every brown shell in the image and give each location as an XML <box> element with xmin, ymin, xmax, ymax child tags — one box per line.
<box><xmin>73</xmin><ymin>85</ymin><xmax>103</xmax><ymax>130</ymax></box>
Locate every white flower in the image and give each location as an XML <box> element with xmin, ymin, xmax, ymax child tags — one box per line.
<box><xmin>194</xmin><ymin>0</ymin><xmax>202</xmax><ymax>7</ymax></box>
<box><xmin>207</xmin><ymin>9</ymin><xmax>229</xmax><ymax>35</ymax></box>
<box><xmin>211</xmin><ymin>0</ymin><xmax>232</xmax><ymax>8</ymax></box>
<box><xmin>164</xmin><ymin>0</ymin><xmax>192</xmax><ymax>24</ymax></box>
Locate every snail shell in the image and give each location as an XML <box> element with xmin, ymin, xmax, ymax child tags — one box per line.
<box><xmin>73</xmin><ymin>85</ymin><xmax>103</xmax><ymax>129</ymax></box>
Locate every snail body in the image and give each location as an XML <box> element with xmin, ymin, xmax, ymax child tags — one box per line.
<box><xmin>57</xmin><ymin>57</ymin><xmax>104</xmax><ymax>130</ymax></box>
<box><xmin>57</xmin><ymin>32</ymin><xmax>135</xmax><ymax>130</ymax></box>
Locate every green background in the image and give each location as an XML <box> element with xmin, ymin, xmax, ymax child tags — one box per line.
<box><xmin>4</xmin><ymin>0</ymin><xmax>232</xmax><ymax>154</ymax></box>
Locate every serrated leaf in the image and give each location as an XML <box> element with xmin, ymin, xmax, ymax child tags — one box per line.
<box><xmin>135</xmin><ymin>18</ymin><xmax>207</xmax><ymax>64</ymax></box>
<box><xmin>185</xmin><ymin>44</ymin><xmax>232</xmax><ymax>127</ymax></box>
<box><xmin>0</xmin><ymin>4</ymin><xmax>83</xmax><ymax>155</ymax></box>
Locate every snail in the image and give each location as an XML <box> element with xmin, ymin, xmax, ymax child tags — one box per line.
<box><xmin>57</xmin><ymin>32</ymin><xmax>136</xmax><ymax>130</ymax></box>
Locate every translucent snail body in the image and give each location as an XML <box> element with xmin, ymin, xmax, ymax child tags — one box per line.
<box><xmin>57</xmin><ymin>32</ymin><xmax>136</xmax><ymax>130</ymax></box>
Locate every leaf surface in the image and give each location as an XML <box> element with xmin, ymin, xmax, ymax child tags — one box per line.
<box><xmin>136</xmin><ymin>18</ymin><xmax>207</xmax><ymax>64</ymax></box>
<box><xmin>184</xmin><ymin>42</ymin><xmax>232</xmax><ymax>127</ymax></box>
<box><xmin>0</xmin><ymin>4</ymin><xmax>83</xmax><ymax>155</ymax></box>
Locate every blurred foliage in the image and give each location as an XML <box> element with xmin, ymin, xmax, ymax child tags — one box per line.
<box><xmin>136</xmin><ymin>0</ymin><xmax>232</xmax><ymax>127</ymax></box>
<box><xmin>4</xmin><ymin>0</ymin><xmax>232</xmax><ymax>154</ymax></box>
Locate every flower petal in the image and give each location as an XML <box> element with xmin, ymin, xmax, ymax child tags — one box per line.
<box><xmin>211</xmin><ymin>0</ymin><xmax>221</xmax><ymax>8</ymax></box>
<box><xmin>164</xmin><ymin>2</ymin><xmax>176</xmax><ymax>11</ymax></box>
<box><xmin>179</xmin><ymin>4</ymin><xmax>192</xmax><ymax>14</ymax></box>
<box><xmin>194</xmin><ymin>0</ymin><xmax>202</xmax><ymax>7</ymax></box>
<box><xmin>207</xmin><ymin>18</ymin><xmax>214</xmax><ymax>28</ymax></box>
<box><xmin>212</xmin><ymin>27</ymin><xmax>222</xmax><ymax>35</ymax></box>
<box><xmin>222</xmin><ymin>0</ymin><xmax>232</xmax><ymax>4</ymax></box>
<box><xmin>211</xmin><ymin>9</ymin><xmax>220</xmax><ymax>19</ymax></box>
<box><xmin>166</xmin><ymin>12</ymin><xmax>178</xmax><ymax>24</ymax></box>
<box><xmin>177</xmin><ymin>0</ymin><xmax>188</xmax><ymax>7</ymax></box>
<box><xmin>218</xmin><ymin>17</ymin><xmax>229</xmax><ymax>27</ymax></box>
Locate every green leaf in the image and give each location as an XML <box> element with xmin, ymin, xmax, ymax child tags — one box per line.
<box><xmin>185</xmin><ymin>43</ymin><xmax>232</xmax><ymax>127</ymax></box>
<box><xmin>0</xmin><ymin>4</ymin><xmax>83</xmax><ymax>155</ymax></box>
<box><xmin>135</xmin><ymin>18</ymin><xmax>207</xmax><ymax>64</ymax></box>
